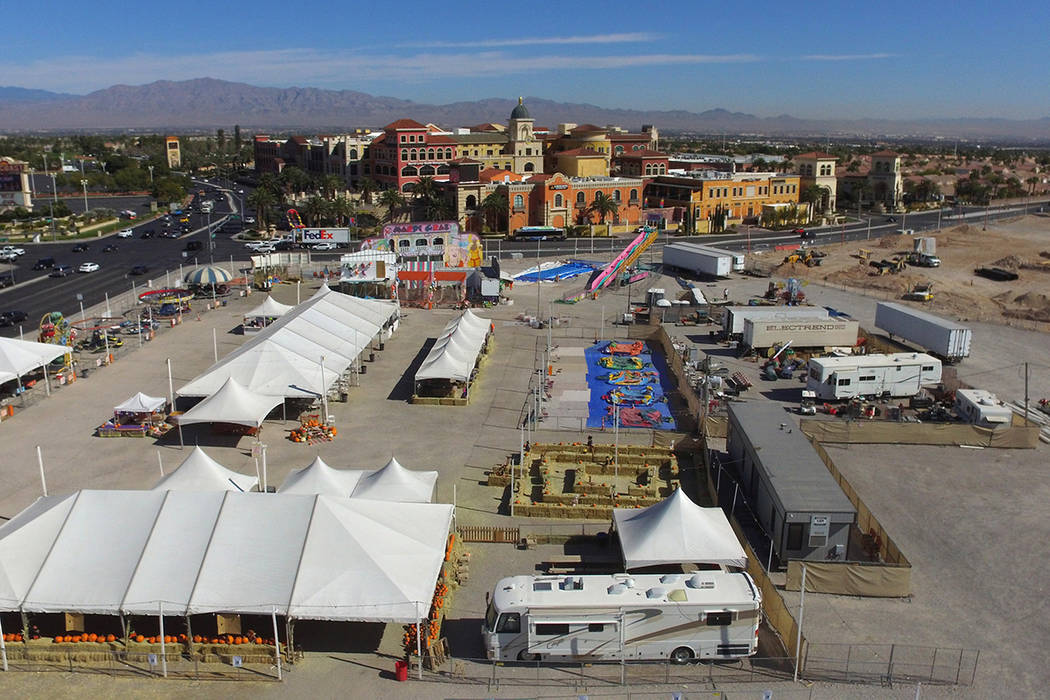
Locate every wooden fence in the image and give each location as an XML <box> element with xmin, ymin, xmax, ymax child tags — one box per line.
<box><xmin>457</xmin><ymin>525</ymin><xmax>520</xmax><ymax>543</ymax></box>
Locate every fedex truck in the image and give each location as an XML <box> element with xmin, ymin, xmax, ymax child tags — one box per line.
<box><xmin>300</xmin><ymin>228</ymin><xmax>351</xmax><ymax>246</ymax></box>
<box><xmin>483</xmin><ymin>572</ymin><xmax>761</xmax><ymax>664</ymax></box>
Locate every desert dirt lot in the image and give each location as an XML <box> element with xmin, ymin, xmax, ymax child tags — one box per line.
<box><xmin>768</xmin><ymin>214</ymin><xmax>1050</xmax><ymax>326</ymax></box>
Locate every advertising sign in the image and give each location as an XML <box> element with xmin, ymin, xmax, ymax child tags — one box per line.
<box><xmin>382</xmin><ymin>221</ymin><xmax>458</xmax><ymax>237</ymax></box>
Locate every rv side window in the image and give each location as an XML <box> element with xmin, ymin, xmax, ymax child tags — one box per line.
<box><xmin>837</xmin><ymin>378</ymin><xmax>851</xmax><ymax>387</ymax></box>
<box><xmin>588</xmin><ymin>623</ymin><xmax>605</xmax><ymax>632</ymax></box>
<box><xmin>859</xmin><ymin>375</ymin><xmax>876</xmax><ymax>381</ymax></box>
<box><xmin>535</xmin><ymin>623</ymin><xmax>570</xmax><ymax>636</ymax></box>
<box><xmin>787</xmin><ymin>523</ymin><xmax>804</xmax><ymax>550</ymax></box>
<box><xmin>810</xmin><ymin>367</ymin><xmax>822</xmax><ymax>382</ymax></box>
<box><xmin>706</xmin><ymin>611</ymin><xmax>733</xmax><ymax>626</ymax></box>
<box><xmin>496</xmin><ymin>613</ymin><xmax>520</xmax><ymax>633</ymax></box>
<box><xmin>485</xmin><ymin>602</ymin><xmax>497</xmax><ymax>630</ymax></box>
<box><xmin>922</xmin><ymin>365</ymin><xmax>934</xmax><ymax>372</ymax></box>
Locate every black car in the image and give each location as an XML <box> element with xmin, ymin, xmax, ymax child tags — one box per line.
<box><xmin>0</xmin><ymin>310</ymin><xmax>28</xmax><ymax>326</ymax></box>
<box><xmin>129</xmin><ymin>265</ymin><xmax>149</xmax><ymax>276</ymax></box>
<box><xmin>185</xmin><ymin>240</ymin><xmax>203</xmax><ymax>252</ymax></box>
<box><xmin>72</xmin><ymin>243</ymin><xmax>89</xmax><ymax>252</ymax></box>
<box><xmin>141</xmin><ymin>230</ymin><xmax>155</xmax><ymax>239</ymax></box>
<box><xmin>102</xmin><ymin>244</ymin><xmax>118</xmax><ymax>253</ymax></box>
<box><xmin>50</xmin><ymin>264</ymin><xmax>73</xmax><ymax>277</ymax></box>
<box><xmin>0</xmin><ymin>274</ymin><xmax>13</xmax><ymax>289</ymax></box>
<box><xmin>33</xmin><ymin>257</ymin><xmax>55</xmax><ymax>270</ymax></box>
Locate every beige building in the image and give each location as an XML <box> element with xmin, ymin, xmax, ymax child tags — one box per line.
<box><xmin>795</xmin><ymin>151</ymin><xmax>837</xmax><ymax>216</ymax></box>
<box><xmin>0</xmin><ymin>157</ymin><xmax>32</xmax><ymax>212</ymax></box>
<box><xmin>869</xmin><ymin>150</ymin><xmax>903</xmax><ymax>211</ymax></box>
<box><xmin>165</xmin><ymin>136</ymin><xmax>181</xmax><ymax>169</ymax></box>
<box><xmin>447</xmin><ymin>98</ymin><xmax>544</xmax><ymax>176</ymax></box>
<box><xmin>555</xmin><ymin>148</ymin><xmax>609</xmax><ymax>177</ymax></box>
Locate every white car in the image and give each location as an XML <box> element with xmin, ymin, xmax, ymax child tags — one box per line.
<box><xmin>117</xmin><ymin>229</ymin><xmax>133</xmax><ymax>238</ymax></box>
<box><xmin>1</xmin><ymin>245</ymin><xmax>25</xmax><ymax>256</ymax></box>
<box><xmin>311</xmin><ymin>241</ymin><xmax>337</xmax><ymax>251</ymax></box>
<box><xmin>77</xmin><ymin>262</ymin><xmax>100</xmax><ymax>273</ymax></box>
<box><xmin>244</xmin><ymin>216</ymin><xmax>256</xmax><ymax>224</ymax></box>
<box><xmin>245</xmin><ymin>241</ymin><xmax>274</xmax><ymax>252</ymax></box>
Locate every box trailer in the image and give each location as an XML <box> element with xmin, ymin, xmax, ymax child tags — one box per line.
<box><xmin>743</xmin><ymin>317</ymin><xmax>859</xmax><ymax>350</ymax></box>
<box><xmin>806</xmin><ymin>352</ymin><xmax>942</xmax><ymax>401</ymax></box>
<box><xmin>663</xmin><ymin>242</ymin><xmax>732</xmax><ymax>278</ymax></box>
<box><xmin>722</xmin><ymin>305</ymin><xmax>830</xmax><ymax>338</ymax></box>
<box><xmin>874</xmin><ymin>302</ymin><xmax>971</xmax><ymax>363</ymax></box>
<box><xmin>727</xmin><ymin>402</ymin><xmax>856</xmax><ymax>564</ymax></box>
<box><xmin>300</xmin><ymin>227</ymin><xmax>352</xmax><ymax>245</ymax></box>
<box><xmin>483</xmin><ymin>572</ymin><xmax>761</xmax><ymax>663</ymax></box>
<box><xmin>694</xmin><ymin>245</ymin><xmax>745</xmax><ymax>272</ymax></box>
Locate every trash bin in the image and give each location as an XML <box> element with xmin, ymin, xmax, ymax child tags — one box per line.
<box><xmin>394</xmin><ymin>659</ymin><xmax>408</xmax><ymax>682</ymax></box>
<box><xmin>369</xmin><ymin>352</ymin><xmax>376</xmax><ymax>362</ymax></box>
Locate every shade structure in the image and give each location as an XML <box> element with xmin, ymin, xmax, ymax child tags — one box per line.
<box><xmin>351</xmin><ymin>457</ymin><xmax>437</xmax><ymax>503</ymax></box>
<box><xmin>114</xmin><ymin>392</ymin><xmax>166</xmax><ymax>414</ymax></box>
<box><xmin>179</xmin><ymin>285</ymin><xmax>398</xmax><ymax>399</ymax></box>
<box><xmin>245</xmin><ymin>295</ymin><xmax>293</xmax><ymax>319</ymax></box>
<box><xmin>0</xmin><ymin>490</ymin><xmax>453</xmax><ymax>622</ymax></box>
<box><xmin>152</xmin><ymin>446</ymin><xmax>258</xmax><ymax>492</ymax></box>
<box><xmin>184</xmin><ymin>265</ymin><xmax>233</xmax><ymax>285</ymax></box>
<box><xmin>278</xmin><ymin>456</ymin><xmax>364</xmax><ymax>497</ymax></box>
<box><xmin>0</xmin><ymin>336</ymin><xmax>72</xmax><ymax>382</ymax></box>
<box><xmin>175</xmin><ymin>377</ymin><xmax>283</xmax><ymax>428</ymax></box>
<box><xmin>414</xmin><ymin>309</ymin><xmax>490</xmax><ymax>383</ymax></box>
<box><xmin>613</xmin><ymin>488</ymin><xmax>747</xmax><ymax>570</ymax></box>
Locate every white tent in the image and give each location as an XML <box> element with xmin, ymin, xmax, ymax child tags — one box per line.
<box><xmin>114</xmin><ymin>392</ymin><xmax>167</xmax><ymax>414</ymax></box>
<box><xmin>0</xmin><ymin>337</ymin><xmax>72</xmax><ymax>383</ymax></box>
<box><xmin>351</xmin><ymin>457</ymin><xmax>437</xmax><ymax>503</ymax></box>
<box><xmin>151</xmin><ymin>446</ymin><xmax>258</xmax><ymax>492</ymax></box>
<box><xmin>414</xmin><ymin>310</ymin><xmax>490</xmax><ymax>383</ymax></box>
<box><xmin>278</xmin><ymin>456</ymin><xmax>364</xmax><ymax>497</ymax></box>
<box><xmin>613</xmin><ymin>488</ymin><xmax>747</xmax><ymax>570</ymax></box>
<box><xmin>178</xmin><ymin>340</ymin><xmax>327</xmax><ymax>398</ymax></box>
<box><xmin>175</xmin><ymin>377</ymin><xmax>283</xmax><ymax>428</ymax></box>
<box><xmin>245</xmin><ymin>295</ymin><xmax>293</xmax><ymax>319</ymax></box>
<box><xmin>0</xmin><ymin>490</ymin><xmax>452</xmax><ymax>622</ymax></box>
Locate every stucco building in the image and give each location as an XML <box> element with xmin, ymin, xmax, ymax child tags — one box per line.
<box><xmin>645</xmin><ymin>171</ymin><xmax>802</xmax><ymax>233</ymax></box>
<box><xmin>795</xmin><ymin>151</ymin><xmax>838</xmax><ymax>215</ymax></box>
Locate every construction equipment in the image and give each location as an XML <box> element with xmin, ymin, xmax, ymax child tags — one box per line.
<box><xmin>857</xmin><ymin>248</ymin><xmax>873</xmax><ymax>263</ymax></box>
<box><xmin>783</xmin><ymin>249</ymin><xmax>826</xmax><ymax>267</ymax></box>
<box><xmin>902</xmin><ymin>283</ymin><xmax>934</xmax><ymax>302</ymax></box>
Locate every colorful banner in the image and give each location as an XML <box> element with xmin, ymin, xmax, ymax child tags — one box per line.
<box><xmin>382</xmin><ymin>221</ymin><xmax>458</xmax><ymax>236</ymax></box>
<box><xmin>443</xmin><ymin>233</ymin><xmax>483</xmax><ymax>268</ymax></box>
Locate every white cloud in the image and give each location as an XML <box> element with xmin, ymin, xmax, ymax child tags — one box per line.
<box><xmin>407</xmin><ymin>33</ymin><xmax>662</xmax><ymax>48</ymax></box>
<box><xmin>801</xmin><ymin>53</ymin><xmax>895</xmax><ymax>61</ymax></box>
<box><xmin>0</xmin><ymin>49</ymin><xmax>760</xmax><ymax>93</ymax></box>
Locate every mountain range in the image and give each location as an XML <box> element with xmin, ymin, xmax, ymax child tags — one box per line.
<box><xmin>0</xmin><ymin>78</ymin><xmax>1047</xmax><ymax>142</ymax></box>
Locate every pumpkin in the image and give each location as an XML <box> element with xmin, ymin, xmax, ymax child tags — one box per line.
<box><xmin>163</xmin><ymin>635</ymin><xmax>172</xmax><ymax>644</ymax></box>
<box><xmin>135</xmin><ymin>635</ymin><xmax>145</xmax><ymax>643</ymax></box>
<box><xmin>211</xmin><ymin>637</ymin><xmax>220</xmax><ymax>644</ymax></box>
<box><xmin>192</xmin><ymin>635</ymin><xmax>201</xmax><ymax>643</ymax></box>
<box><xmin>254</xmin><ymin>637</ymin><xmax>263</xmax><ymax>645</ymax></box>
<box><xmin>72</xmin><ymin>635</ymin><xmax>82</xmax><ymax>643</ymax></box>
<box><xmin>88</xmin><ymin>633</ymin><xmax>98</xmax><ymax>642</ymax></box>
<box><xmin>106</xmin><ymin>634</ymin><xmax>116</xmax><ymax>643</ymax></box>
<box><xmin>54</xmin><ymin>636</ymin><xmax>63</xmax><ymax>643</ymax></box>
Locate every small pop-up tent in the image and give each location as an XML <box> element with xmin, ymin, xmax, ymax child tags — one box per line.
<box><xmin>278</xmin><ymin>456</ymin><xmax>364</xmax><ymax>497</ymax></box>
<box><xmin>152</xmin><ymin>446</ymin><xmax>258</xmax><ymax>492</ymax></box>
<box><xmin>612</xmin><ymin>488</ymin><xmax>747</xmax><ymax>570</ymax></box>
<box><xmin>0</xmin><ymin>336</ymin><xmax>72</xmax><ymax>385</ymax></box>
<box><xmin>175</xmin><ymin>377</ymin><xmax>283</xmax><ymax>428</ymax></box>
<box><xmin>114</xmin><ymin>392</ymin><xmax>167</xmax><ymax>414</ymax></box>
<box><xmin>350</xmin><ymin>457</ymin><xmax>438</xmax><ymax>503</ymax></box>
<box><xmin>243</xmin><ymin>295</ymin><xmax>294</xmax><ymax>333</ymax></box>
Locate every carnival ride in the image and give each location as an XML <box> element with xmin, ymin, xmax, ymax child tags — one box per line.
<box><xmin>587</xmin><ymin>227</ymin><xmax>658</xmax><ymax>292</ymax></box>
<box><xmin>610</xmin><ymin>405</ymin><xmax>667</xmax><ymax>428</ymax></box>
<box><xmin>598</xmin><ymin>355</ymin><xmax>648</xmax><ymax>370</ymax></box>
<box><xmin>287</xmin><ymin>208</ymin><xmax>305</xmax><ymax>242</ymax></box>
<box><xmin>138</xmin><ymin>288</ymin><xmax>194</xmax><ymax>306</ymax></box>
<box><xmin>603</xmin><ymin>385</ymin><xmax>659</xmax><ymax>406</ymax></box>
<box><xmin>598</xmin><ymin>370</ymin><xmax>658</xmax><ymax>386</ymax></box>
<box><xmin>38</xmin><ymin>312</ymin><xmax>77</xmax><ymax>347</ymax></box>
<box><xmin>603</xmin><ymin>340</ymin><xmax>645</xmax><ymax>356</ymax></box>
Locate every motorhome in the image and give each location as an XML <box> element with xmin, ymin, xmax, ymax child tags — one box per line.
<box><xmin>806</xmin><ymin>352</ymin><xmax>942</xmax><ymax>401</ymax></box>
<box><xmin>483</xmin><ymin>572</ymin><xmax>761</xmax><ymax>664</ymax></box>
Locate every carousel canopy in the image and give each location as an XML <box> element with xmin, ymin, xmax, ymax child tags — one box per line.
<box><xmin>414</xmin><ymin>310</ymin><xmax>490</xmax><ymax>383</ymax></box>
<box><xmin>0</xmin><ymin>337</ymin><xmax>73</xmax><ymax>383</ymax></box>
<box><xmin>613</xmin><ymin>488</ymin><xmax>747</xmax><ymax>570</ymax></box>
<box><xmin>184</xmin><ymin>265</ymin><xmax>233</xmax><ymax>286</ymax></box>
<box><xmin>246</xmin><ymin>295</ymin><xmax>294</xmax><ymax>319</ymax></box>
<box><xmin>0</xmin><ymin>490</ymin><xmax>453</xmax><ymax>622</ymax></box>
<box><xmin>114</xmin><ymin>392</ymin><xmax>166</xmax><ymax>414</ymax></box>
<box><xmin>151</xmin><ymin>446</ymin><xmax>258</xmax><ymax>492</ymax></box>
<box><xmin>174</xmin><ymin>377</ymin><xmax>282</xmax><ymax>428</ymax></box>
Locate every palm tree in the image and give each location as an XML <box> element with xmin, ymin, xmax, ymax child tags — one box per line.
<box><xmin>1026</xmin><ymin>176</ymin><xmax>1039</xmax><ymax>195</ymax></box>
<box><xmin>278</xmin><ymin>166</ymin><xmax>310</xmax><ymax>199</ymax></box>
<box><xmin>322</xmin><ymin>174</ymin><xmax>345</xmax><ymax>200</ymax></box>
<box><xmin>378</xmin><ymin>188</ymin><xmax>407</xmax><ymax>224</ymax></box>
<box><xmin>246</xmin><ymin>188</ymin><xmax>275</xmax><ymax>229</ymax></box>
<box><xmin>480</xmin><ymin>191</ymin><xmax>508</xmax><ymax>233</ymax></box>
<box><xmin>412</xmin><ymin>176</ymin><xmax>444</xmax><ymax>219</ymax></box>
<box><xmin>302</xmin><ymin>196</ymin><xmax>331</xmax><ymax>226</ymax></box>
<box><xmin>330</xmin><ymin>196</ymin><xmax>357</xmax><ymax>228</ymax></box>
<box><xmin>588</xmin><ymin>192</ymin><xmax>620</xmax><ymax>224</ymax></box>
<box><xmin>356</xmin><ymin>177</ymin><xmax>377</xmax><ymax>203</ymax></box>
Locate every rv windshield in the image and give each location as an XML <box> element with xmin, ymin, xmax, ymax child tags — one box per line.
<box><xmin>485</xmin><ymin>600</ymin><xmax>497</xmax><ymax>631</ymax></box>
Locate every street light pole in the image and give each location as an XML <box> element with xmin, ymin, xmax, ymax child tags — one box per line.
<box><xmin>148</xmin><ymin>165</ymin><xmax>154</xmax><ymax>185</ymax></box>
<box><xmin>50</xmin><ymin>173</ymin><xmax>57</xmax><ymax>204</ymax></box>
<box><xmin>81</xmin><ymin>179</ymin><xmax>89</xmax><ymax>215</ymax></box>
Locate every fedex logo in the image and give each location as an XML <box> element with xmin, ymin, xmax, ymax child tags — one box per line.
<box><xmin>302</xmin><ymin>228</ymin><xmax>349</xmax><ymax>241</ymax></box>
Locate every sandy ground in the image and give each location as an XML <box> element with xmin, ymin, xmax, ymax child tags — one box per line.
<box><xmin>764</xmin><ymin>214</ymin><xmax>1050</xmax><ymax>326</ymax></box>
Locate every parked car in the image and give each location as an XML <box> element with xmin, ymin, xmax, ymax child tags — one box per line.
<box><xmin>72</xmin><ymin>243</ymin><xmax>89</xmax><ymax>253</ymax></box>
<box><xmin>33</xmin><ymin>257</ymin><xmax>56</xmax><ymax>270</ymax></box>
<box><xmin>0</xmin><ymin>274</ymin><xmax>14</xmax><ymax>289</ymax></box>
<box><xmin>795</xmin><ymin>228</ymin><xmax>815</xmax><ymax>240</ymax></box>
<box><xmin>129</xmin><ymin>265</ymin><xmax>149</xmax><ymax>276</ymax></box>
<box><xmin>50</xmin><ymin>264</ymin><xmax>73</xmax><ymax>277</ymax></box>
<box><xmin>77</xmin><ymin>262</ymin><xmax>100</xmax><ymax>273</ymax></box>
<box><xmin>895</xmin><ymin>228</ymin><xmax>916</xmax><ymax>236</ymax></box>
<box><xmin>117</xmin><ymin>229</ymin><xmax>134</xmax><ymax>238</ymax></box>
<box><xmin>0</xmin><ymin>310</ymin><xmax>28</xmax><ymax>326</ymax></box>
<box><xmin>0</xmin><ymin>250</ymin><xmax>19</xmax><ymax>262</ymax></box>
<box><xmin>244</xmin><ymin>216</ymin><xmax>256</xmax><ymax>224</ymax></box>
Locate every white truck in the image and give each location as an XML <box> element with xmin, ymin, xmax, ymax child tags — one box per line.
<box><xmin>663</xmin><ymin>242</ymin><xmax>732</xmax><ymax>278</ymax></box>
<box><xmin>806</xmin><ymin>352</ymin><xmax>942</xmax><ymax>401</ymax></box>
<box><xmin>300</xmin><ymin>227</ymin><xmax>351</xmax><ymax>246</ymax></box>
<box><xmin>743</xmin><ymin>317</ymin><xmax>859</xmax><ymax>351</ymax></box>
<box><xmin>722</xmin><ymin>305</ymin><xmax>830</xmax><ymax>339</ymax></box>
<box><xmin>483</xmin><ymin>572</ymin><xmax>761</xmax><ymax>664</ymax></box>
<box><xmin>874</xmin><ymin>302</ymin><xmax>971</xmax><ymax>363</ymax></box>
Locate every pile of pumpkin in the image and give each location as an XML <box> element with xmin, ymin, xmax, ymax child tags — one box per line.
<box><xmin>129</xmin><ymin>633</ymin><xmax>185</xmax><ymax>644</ymax></box>
<box><xmin>2</xmin><ymin>633</ymin><xmax>25</xmax><ymax>642</ymax></box>
<box><xmin>401</xmin><ymin>579</ymin><xmax>450</xmax><ymax>654</ymax></box>
<box><xmin>288</xmin><ymin>418</ymin><xmax>337</xmax><ymax>443</ymax></box>
<box><xmin>53</xmin><ymin>633</ymin><xmax>118</xmax><ymax>644</ymax></box>
<box><xmin>443</xmin><ymin>534</ymin><xmax>456</xmax><ymax>562</ymax></box>
<box><xmin>192</xmin><ymin>634</ymin><xmax>276</xmax><ymax>646</ymax></box>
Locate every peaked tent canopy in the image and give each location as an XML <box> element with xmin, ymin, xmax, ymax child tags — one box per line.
<box><xmin>613</xmin><ymin>488</ymin><xmax>747</xmax><ymax>570</ymax></box>
<box><xmin>114</xmin><ymin>392</ymin><xmax>167</xmax><ymax>414</ymax></box>
<box><xmin>0</xmin><ymin>490</ymin><xmax>453</xmax><ymax>622</ymax></box>
<box><xmin>152</xmin><ymin>446</ymin><xmax>258</xmax><ymax>492</ymax></box>
<box><xmin>414</xmin><ymin>310</ymin><xmax>490</xmax><ymax>383</ymax></box>
<box><xmin>245</xmin><ymin>295</ymin><xmax>294</xmax><ymax>319</ymax></box>
<box><xmin>0</xmin><ymin>337</ymin><xmax>73</xmax><ymax>382</ymax></box>
<box><xmin>184</xmin><ymin>266</ymin><xmax>233</xmax><ymax>285</ymax></box>
<box><xmin>278</xmin><ymin>456</ymin><xmax>364</xmax><ymax>497</ymax></box>
<box><xmin>174</xmin><ymin>377</ymin><xmax>283</xmax><ymax>428</ymax></box>
<box><xmin>351</xmin><ymin>457</ymin><xmax>438</xmax><ymax>503</ymax></box>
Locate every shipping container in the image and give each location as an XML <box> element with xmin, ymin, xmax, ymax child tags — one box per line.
<box><xmin>694</xmin><ymin>244</ymin><xmax>745</xmax><ymax>272</ymax></box>
<box><xmin>663</xmin><ymin>242</ymin><xmax>732</xmax><ymax>278</ymax></box>
<box><xmin>721</xmin><ymin>305</ymin><xmax>830</xmax><ymax>338</ymax></box>
<box><xmin>874</xmin><ymin>302</ymin><xmax>971</xmax><ymax>362</ymax></box>
<box><xmin>743</xmin><ymin>317</ymin><xmax>859</xmax><ymax>350</ymax></box>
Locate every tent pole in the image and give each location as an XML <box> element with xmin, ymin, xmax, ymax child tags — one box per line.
<box><xmin>271</xmin><ymin>608</ymin><xmax>282</xmax><ymax>680</ymax></box>
<box><xmin>286</xmin><ymin>618</ymin><xmax>295</xmax><ymax>665</ymax></box>
<box><xmin>212</xmin><ymin>328</ymin><xmax>218</xmax><ymax>362</ymax></box>
<box><xmin>416</xmin><ymin>602</ymin><xmax>423</xmax><ymax>680</ymax></box>
<box><xmin>157</xmin><ymin>450</ymin><xmax>164</xmax><ymax>477</ymax></box>
<box><xmin>43</xmin><ymin>363</ymin><xmax>51</xmax><ymax>396</ymax></box>
<box><xmin>261</xmin><ymin>443</ymin><xmax>268</xmax><ymax>493</ymax></box>
<box><xmin>120</xmin><ymin>612</ymin><xmax>127</xmax><ymax>646</ymax></box>
<box><xmin>254</xmin><ymin>456</ymin><xmax>261</xmax><ymax>489</ymax></box>
<box><xmin>178</xmin><ymin>423</ymin><xmax>185</xmax><ymax>450</ymax></box>
<box><xmin>0</xmin><ymin>611</ymin><xmax>8</xmax><ymax>672</ymax></box>
<box><xmin>185</xmin><ymin>616</ymin><xmax>194</xmax><ymax>657</ymax></box>
<box><xmin>166</xmin><ymin>358</ymin><xmax>175</xmax><ymax>409</ymax></box>
<box><xmin>37</xmin><ymin>445</ymin><xmax>47</xmax><ymax>497</ymax></box>
<box><xmin>794</xmin><ymin>564</ymin><xmax>807</xmax><ymax>682</ymax></box>
<box><xmin>17</xmin><ymin>376</ymin><xmax>24</xmax><ymax>408</ymax></box>
<box><xmin>159</xmin><ymin>601</ymin><xmax>168</xmax><ymax>677</ymax></box>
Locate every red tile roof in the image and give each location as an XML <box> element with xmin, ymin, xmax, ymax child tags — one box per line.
<box><xmin>426</xmin><ymin>134</ymin><xmax>457</xmax><ymax>145</ymax></box>
<box><xmin>384</xmin><ymin>118</ymin><xmax>428</xmax><ymax>131</ymax></box>
<box><xmin>795</xmin><ymin>151</ymin><xmax>838</xmax><ymax>160</ymax></box>
<box><xmin>479</xmin><ymin>168</ymin><xmax>521</xmax><ymax>183</ymax></box>
<box><xmin>449</xmin><ymin>157</ymin><xmax>483</xmax><ymax>164</ymax></box>
<box><xmin>527</xmin><ymin>173</ymin><xmax>555</xmax><ymax>183</ymax></box>
<box><xmin>571</xmin><ymin>124</ymin><xmax>605</xmax><ymax>133</ymax></box>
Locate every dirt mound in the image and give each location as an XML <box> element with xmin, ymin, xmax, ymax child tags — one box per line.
<box><xmin>1012</xmin><ymin>291</ymin><xmax>1050</xmax><ymax>309</ymax></box>
<box><xmin>991</xmin><ymin>255</ymin><xmax>1023</xmax><ymax>269</ymax></box>
<box><xmin>1040</xmin><ymin>251</ymin><xmax>1050</xmax><ymax>259</ymax></box>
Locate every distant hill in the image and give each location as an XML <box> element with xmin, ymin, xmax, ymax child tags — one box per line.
<box><xmin>0</xmin><ymin>78</ymin><xmax>1047</xmax><ymax>141</ymax></box>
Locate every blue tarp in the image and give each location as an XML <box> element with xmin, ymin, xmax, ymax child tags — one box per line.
<box><xmin>583</xmin><ymin>341</ymin><xmax>678</xmax><ymax>430</ymax></box>
<box><xmin>515</xmin><ymin>262</ymin><xmax>594</xmax><ymax>283</ymax></box>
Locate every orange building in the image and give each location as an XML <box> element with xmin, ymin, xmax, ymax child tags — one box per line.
<box><xmin>503</xmin><ymin>173</ymin><xmax>644</xmax><ymax>231</ymax></box>
<box><xmin>645</xmin><ymin>172</ymin><xmax>802</xmax><ymax>233</ymax></box>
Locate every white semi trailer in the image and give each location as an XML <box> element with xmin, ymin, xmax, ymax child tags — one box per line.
<box><xmin>483</xmin><ymin>572</ymin><xmax>761</xmax><ymax>664</ymax></box>
<box><xmin>663</xmin><ymin>242</ymin><xmax>732</xmax><ymax>278</ymax></box>
<box><xmin>743</xmin><ymin>317</ymin><xmax>859</xmax><ymax>351</ymax></box>
<box><xmin>722</xmin><ymin>305</ymin><xmax>830</xmax><ymax>339</ymax></box>
<box><xmin>806</xmin><ymin>352</ymin><xmax>942</xmax><ymax>401</ymax></box>
<box><xmin>874</xmin><ymin>302</ymin><xmax>971</xmax><ymax>363</ymax></box>
<box><xmin>695</xmin><ymin>244</ymin><xmax>745</xmax><ymax>272</ymax></box>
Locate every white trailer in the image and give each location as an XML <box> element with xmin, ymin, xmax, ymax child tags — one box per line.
<box><xmin>483</xmin><ymin>572</ymin><xmax>761</xmax><ymax>664</ymax></box>
<box><xmin>722</xmin><ymin>305</ymin><xmax>830</xmax><ymax>338</ymax></box>
<box><xmin>300</xmin><ymin>227</ymin><xmax>352</xmax><ymax>245</ymax></box>
<box><xmin>663</xmin><ymin>242</ymin><xmax>732</xmax><ymax>278</ymax></box>
<box><xmin>695</xmin><ymin>244</ymin><xmax>745</xmax><ymax>272</ymax></box>
<box><xmin>806</xmin><ymin>352</ymin><xmax>942</xmax><ymax>401</ymax></box>
<box><xmin>954</xmin><ymin>389</ymin><xmax>1013</xmax><ymax>429</ymax></box>
<box><xmin>874</xmin><ymin>302</ymin><xmax>971</xmax><ymax>363</ymax></box>
<box><xmin>743</xmin><ymin>317</ymin><xmax>859</xmax><ymax>350</ymax></box>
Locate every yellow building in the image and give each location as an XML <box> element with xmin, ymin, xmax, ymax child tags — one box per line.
<box><xmin>645</xmin><ymin>172</ymin><xmax>802</xmax><ymax>233</ymax></box>
<box><xmin>554</xmin><ymin>148</ymin><xmax>609</xmax><ymax>177</ymax></box>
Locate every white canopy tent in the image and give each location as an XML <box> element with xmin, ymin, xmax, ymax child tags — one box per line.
<box><xmin>279</xmin><ymin>456</ymin><xmax>437</xmax><ymax>503</ymax></box>
<box><xmin>246</xmin><ymin>295</ymin><xmax>294</xmax><ymax>319</ymax></box>
<box><xmin>174</xmin><ymin>377</ymin><xmax>283</xmax><ymax>428</ymax></box>
<box><xmin>612</xmin><ymin>488</ymin><xmax>747</xmax><ymax>570</ymax></box>
<box><xmin>114</xmin><ymin>392</ymin><xmax>167</xmax><ymax>414</ymax></box>
<box><xmin>278</xmin><ymin>456</ymin><xmax>364</xmax><ymax>497</ymax></box>
<box><xmin>0</xmin><ymin>337</ymin><xmax>73</xmax><ymax>386</ymax></box>
<box><xmin>179</xmin><ymin>286</ymin><xmax>398</xmax><ymax>399</ymax></box>
<box><xmin>151</xmin><ymin>446</ymin><xmax>258</xmax><ymax>492</ymax></box>
<box><xmin>0</xmin><ymin>490</ymin><xmax>453</xmax><ymax>622</ymax></box>
<box><xmin>414</xmin><ymin>310</ymin><xmax>490</xmax><ymax>383</ymax></box>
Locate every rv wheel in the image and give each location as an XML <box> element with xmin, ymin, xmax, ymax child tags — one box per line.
<box><xmin>670</xmin><ymin>646</ymin><xmax>695</xmax><ymax>664</ymax></box>
<box><xmin>517</xmin><ymin>650</ymin><xmax>540</xmax><ymax>662</ymax></box>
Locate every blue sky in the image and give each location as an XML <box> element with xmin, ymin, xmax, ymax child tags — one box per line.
<box><xmin>5</xmin><ymin>0</ymin><xmax>1048</xmax><ymax>120</ymax></box>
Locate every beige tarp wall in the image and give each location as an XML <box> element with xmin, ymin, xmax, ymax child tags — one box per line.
<box><xmin>704</xmin><ymin>416</ymin><xmax>728</xmax><ymax>438</ymax></box>
<box><xmin>785</xmin><ymin>560</ymin><xmax>911</xmax><ymax>598</ymax></box>
<box><xmin>800</xmin><ymin>418</ymin><xmax>1039</xmax><ymax>449</ymax></box>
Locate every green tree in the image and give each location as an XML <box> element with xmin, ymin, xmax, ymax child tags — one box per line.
<box><xmin>302</xmin><ymin>195</ymin><xmax>331</xmax><ymax>226</ymax></box>
<box><xmin>233</xmin><ymin>125</ymin><xmax>241</xmax><ymax>151</ymax></box>
<box><xmin>278</xmin><ymin>166</ymin><xmax>310</xmax><ymax>197</ymax></box>
<box><xmin>377</xmin><ymin>188</ymin><xmax>407</xmax><ymax>223</ymax></box>
<box><xmin>330</xmin><ymin>197</ymin><xmax>357</xmax><ymax>228</ymax></box>
<box><xmin>247</xmin><ymin>187</ymin><xmax>276</xmax><ymax>229</ymax></box>
<box><xmin>480</xmin><ymin>190</ymin><xmax>508</xmax><ymax>232</ymax></box>
<box><xmin>322</xmin><ymin>174</ymin><xmax>344</xmax><ymax>200</ymax></box>
<box><xmin>587</xmin><ymin>191</ymin><xmax>620</xmax><ymax>224</ymax></box>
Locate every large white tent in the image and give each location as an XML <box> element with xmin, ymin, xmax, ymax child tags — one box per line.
<box><xmin>0</xmin><ymin>336</ymin><xmax>72</xmax><ymax>384</ymax></box>
<box><xmin>414</xmin><ymin>309</ymin><xmax>490</xmax><ymax>383</ymax></box>
<box><xmin>179</xmin><ymin>285</ymin><xmax>398</xmax><ymax>398</ymax></box>
<box><xmin>612</xmin><ymin>488</ymin><xmax>747</xmax><ymax>570</ymax></box>
<box><xmin>279</xmin><ymin>456</ymin><xmax>437</xmax><ymax>503</ymax></box>
<box><xmin>0</xmin><ymin>490</ymin><xmax>453</xmax><ymax>622</ymax></box>
<box><xmin>174</xmin><ymin>377</ymin><xmax>283</xmax><ymax>428</ymax></box>
<box><xmin>278</xmin><ymin>456</ymin><xmax>364</xmax><ymax>497</ymax></box>
<box><xmin>151</xmin><ymin>446</ymin><xmax>258</xmax><ymax>492</ymax></box>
